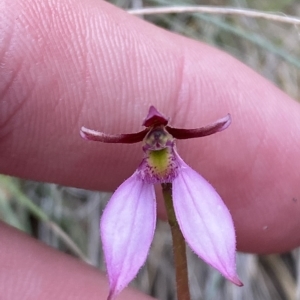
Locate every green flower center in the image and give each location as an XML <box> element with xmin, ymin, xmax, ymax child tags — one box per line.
<box><xmin>139</xmin><ymin>127</ymin><xmax>179</xmax><ymax>183</ymax></box>
<box><xmin>148</xmin><ymin>148</ymin><xmax>171</xmax><ymax>176</ymax></box>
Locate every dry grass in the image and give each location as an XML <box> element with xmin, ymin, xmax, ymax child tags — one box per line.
<box><xmin>1</xmin><ymin>0</ymin><xmax>300</xmax><ymax>299</ymax></box>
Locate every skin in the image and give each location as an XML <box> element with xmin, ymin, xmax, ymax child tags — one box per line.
<box><xmin>1</xmin><ymin>0</ymin><xmax>300</xmax><ymax>298</ymax></box>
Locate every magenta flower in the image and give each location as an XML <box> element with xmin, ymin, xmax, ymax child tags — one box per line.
<box><xmin>80</xmin><ymin>106</ymin><xmax>242</xmax><ymax>299</ymax></box>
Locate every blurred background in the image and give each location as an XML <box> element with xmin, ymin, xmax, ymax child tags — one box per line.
<box><xmin>1</xmin><ymin>0</ymin><xmax>300</xmax><ymax>299</ymax></box>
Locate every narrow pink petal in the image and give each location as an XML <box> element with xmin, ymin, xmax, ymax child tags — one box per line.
<box><xmin>172</xmin><ymin>157</ymin><xmax>242</xmax><ymax>286</ymax></box>
<box><xmin>100</xmin><ymin>173</ymin><xmax>156</xmax><ymax>299</ymax></box>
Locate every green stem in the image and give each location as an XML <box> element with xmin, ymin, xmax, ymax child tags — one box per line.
<box><xmin>162</xmin><ymin>183</ymin><xmax>190</xmax><ymax>300</ymax></box>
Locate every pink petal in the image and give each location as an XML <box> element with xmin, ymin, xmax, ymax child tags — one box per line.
<box><xmin>100</xmin><ymin>173</ymin><xmax>156</xmax><ymax>299</ymax></box>
<box><xmin>172</xmin><ymin>157</ymin><xmax>242</xmax><ymax>286</ymax></box>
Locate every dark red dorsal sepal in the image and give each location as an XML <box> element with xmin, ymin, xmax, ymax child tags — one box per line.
<box><xmin>142</xmin><ymin>106</ymin><xmax>169</xmax><ymax>127</ymax></box>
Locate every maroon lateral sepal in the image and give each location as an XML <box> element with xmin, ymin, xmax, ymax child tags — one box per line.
<box><xmin>80</xmin><ymin>127</ymin><xmax>149</xmax><ymax>143</ymax></box>
<box><xmin>166</xmin><ymin>114</ymin><xmax>231</xmax><ymax>139</ymax></box>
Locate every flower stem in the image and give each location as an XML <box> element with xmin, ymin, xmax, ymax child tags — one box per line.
<box><xmin>162</xmin><ymin>183</ymin><xmax>191</xmax><ymax>300</ymax></box>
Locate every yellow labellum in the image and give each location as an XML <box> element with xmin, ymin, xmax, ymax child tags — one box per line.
<box><xmin>148</xmin><ymin>148</ymin><xmax>170</xmax><ymax>176</ymax></box>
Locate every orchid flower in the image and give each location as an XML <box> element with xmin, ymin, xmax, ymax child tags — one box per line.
<box><xmin>80</xmin><ymin>106</ymin><xmax>242</xmax><ymax>300</ymax></box>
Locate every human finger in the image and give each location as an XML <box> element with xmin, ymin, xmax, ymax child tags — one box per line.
<box><xmin>1</xmin><ymin>0</ymin><xmax>300</xmax><ymax>253</ymax></box>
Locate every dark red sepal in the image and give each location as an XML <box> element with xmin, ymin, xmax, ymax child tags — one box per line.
<box><xmin>166</xmin><ymin>114</ymin><xmax>231</xmax><ymax>139</ymax></box>
<box><xmin>80</xmin><ymin>127</ymin><xmax>149</xmax><ymax>143</ymax></box>
<box><xmin>142</xmin><ymin>106</ymin><xmax>169</xmax><ymax>127</ymax></box>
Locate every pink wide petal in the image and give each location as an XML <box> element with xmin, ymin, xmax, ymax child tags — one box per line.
<box><xmin>100</xmin><ymin>173</ymin><xmax>156</xmax><ymax>299</ymax></box>
<box><xmin>172</xmin><ymin>157</ymin><xmax>242</xmax><ymax>286</ymax></box>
